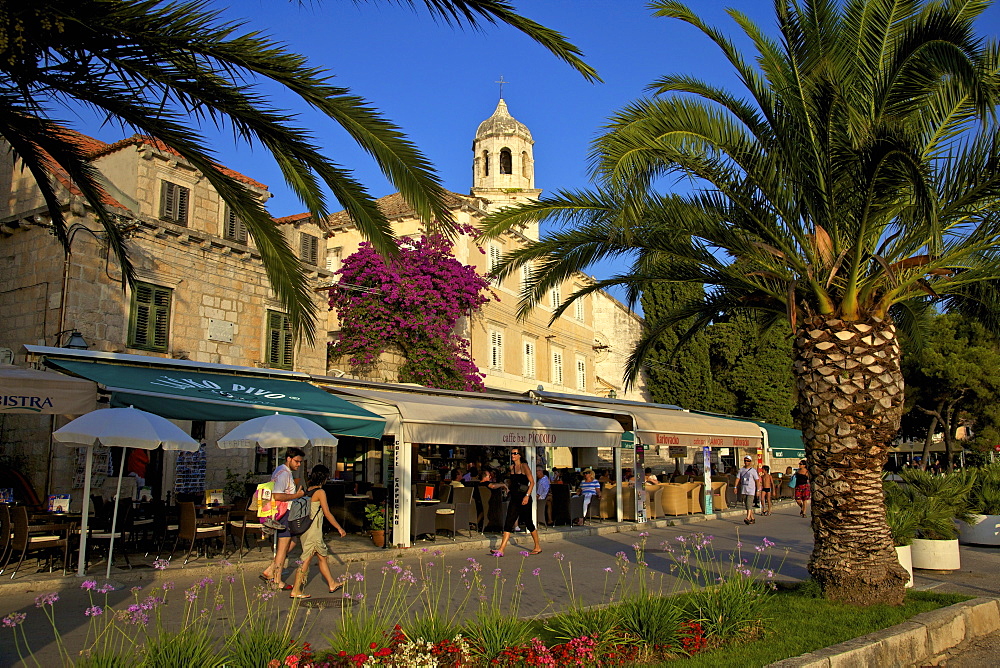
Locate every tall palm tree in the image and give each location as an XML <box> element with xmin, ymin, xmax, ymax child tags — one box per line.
<box><xmin>0</xmin><ymin>0</ymin><xmax>598</xmax><ymax>342</ymax></box>
<box><xmin>481</xmin><ymin>0</ymin><xmax>1000</xmax><ymax>604</ymax></box>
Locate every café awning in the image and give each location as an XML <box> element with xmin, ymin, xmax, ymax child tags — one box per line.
<box><xmin>45</xmin><ymin>358</ymin><xmax>385</xmax><ymax>439</ymax></box>
<box><xmin>691</xmin><ymin>410</ymin><xmax>804</xmax><ymax>458</ymax></box>
<box><xmin>533</xmin><ymin>391</ymin><xmax>762</xmax><ymax>449</ymax></box>
<box><xmin>0</xmin><ymin>364</ymin><xmax>97</xmax><ymax>415</ymax></box>
<box><xmin>322</xmin><ymin>386</ymin><xmax>623</xmax><ymax>447</ymax></box>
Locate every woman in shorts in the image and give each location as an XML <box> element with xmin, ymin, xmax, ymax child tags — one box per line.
<box><xmin>793</xmin><ymin>461</ymin><xmax>811</xmax><ymax>518</ymax></box>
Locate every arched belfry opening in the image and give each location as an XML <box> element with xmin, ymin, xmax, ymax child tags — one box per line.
<box><xmin>482</xmin><ymin>150</ymin><xmax>490</xmax><ymax>176</ymax></box>
<box><xmin>499</xmin><ymin>148</ymin><xmax>512</xmax><ymax>175</ymax></box>
<box><xmin>521</xmin><ymin>151</ymin><xmax>530</xmax><ymax>178</ymax></box>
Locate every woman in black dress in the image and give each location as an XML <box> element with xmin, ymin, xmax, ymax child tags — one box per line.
<box><xmin>489</xmin><ymin>447</ymin><xmax>542</xmax><ymax>557</ymax></box>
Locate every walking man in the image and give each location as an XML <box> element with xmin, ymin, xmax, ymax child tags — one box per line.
<box><xmin>737</xmin><ymin>456</ymin><xmax>760</xmax><ymax>525</ymax></box>
<box><xmin>262</xmin><ymin>447</ymin><xmax>306</xmax><ymax>589</ymax></box>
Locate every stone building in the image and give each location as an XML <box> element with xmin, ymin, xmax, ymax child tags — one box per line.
<box><xmin>0</xmin><ymin>99</ymin><xmax>646</xmax><ymax>498</ymax></box>
<box><xmin>320</xmin><ymin>99</ymin><xmax>648</xmax><ymax>400</ymax></box>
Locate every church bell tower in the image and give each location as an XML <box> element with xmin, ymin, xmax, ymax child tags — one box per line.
<box><xmin>471</xmin><ymin>99</ymin><xmax>542</xmax><ymax>235</ymax></box>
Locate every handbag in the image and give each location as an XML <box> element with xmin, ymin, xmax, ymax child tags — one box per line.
<box><xmin>788</xmin><ymin>474</ymin><xmax>798</xmax><ymax>489</ymax></box>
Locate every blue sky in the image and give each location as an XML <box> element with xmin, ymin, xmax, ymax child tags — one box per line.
<box><xmin>64</xmin><ymin>1</ymin><xmax>1000</xmax><ymax>297</ymax></box>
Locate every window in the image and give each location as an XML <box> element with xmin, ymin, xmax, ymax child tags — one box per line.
<box><xmin>500</xmin><ymin>148</ymin><xmax>512</xmax><ymax>174</ymax></box>
<box><xmin>522</xmin><ymin>151</ymin><xmax>530</xmax><ymax>178</ymax></box>
<box><xmin>160</xmin><ymin>181</ymin><xmax>190</xmax><ymax>225</ymax></box>
<box><xmin>129</xmin><ymin>282</ymin><xmax>171</xmax><ymax>352</ymax></box>
<box><xmin>523</xmin><ymin>339</ymin><xmax>536</xmax><ymax>379</ymax></box>
<box><xmin>551</xmin><ymin>348</ymin><xmax>564</xmax><ymax>386</ymax></box>
<box><xmin>550</xmin><ymin>283</ymin><xmax>562</xmax><ymax>310</ymax></box>
<box><xmin>576</xmin><ymin>356</ymin><xmax>587</xmax><ymax>391</ymax></box>
<box><xmin>488</xmin><ymin>243</ymin><xmax>503</xmax><ymax>274</ymax></box>
<box><xmin>300</xmin><ymin>233</ymin><xmax>319</xmax><ymax>265</ymax></box>
<box><xmin>575</xmin><ymin>295</ymin><xmax>585</xmax><ymax>321</ymax></box>
<box><xmin>482</xmin><ymin>150</ymin><xmax>490</xmax><ymax>177</ymax></box>
<box><xmin>489</xmin><ymin>329</ymin><xmax>504</xmax><ymax>370</ymax></box>
<box><xmin>224</xmin><ymin>205</ymin><xmax>248</xmax><ymax>243</ymax></box>
<box><xmin>266</xmin><ymin>310</ymin><xmax>294</xmax><ymax>369</ymax></box>
<box><xmin>326</xmin><ymin>246</ymin><xmax>343</xmax><ymax>274</ymax></box>
<box><xmin>521</xmin><ymin>263</ymin><xmax>533</xmax><ymax>292</ymax></box>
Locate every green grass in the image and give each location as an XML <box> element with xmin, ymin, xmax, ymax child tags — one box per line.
<box><xmin>668</xmin><ymin>587</ymin><xmax>970</xmax><ymax>667</ymax></box>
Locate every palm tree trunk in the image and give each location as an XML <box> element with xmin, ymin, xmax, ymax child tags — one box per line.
<box><xmin>793</xmin><ymin>315</ymin><xmax>909</xmax><ymax>605</ymax></box>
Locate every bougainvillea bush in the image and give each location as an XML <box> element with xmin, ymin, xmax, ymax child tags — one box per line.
<box><xmin>328</xmin><ymin>228</ymin><xmax>491</xmax><ymax>391</ymax></box>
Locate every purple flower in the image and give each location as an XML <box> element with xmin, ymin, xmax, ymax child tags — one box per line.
<box><xmin>3</xmin><ymin>613</ymin><xmax>26</xmax><ymax>627</ymax></box>
<box><xmin>84</xmin><ymin>606</ymin><xmax>103</xmax><ymax>617</ymax></box>
<box><xmin>355</xmin><ymin>593</ymin><xmax>365</xmax><ymax>600</ymax></box>
<box><xmin>353</xmin><ymin>572</ymin><xmax>364</xmax><ymax>582</ymax></box>
<box><xmin>185</xmin><ymin>589</ymin><xmax>198</xmax><ymax>603</ymax></box>
<box><xmin>492</xmin><ymin>568</ymin><xmax>502</xmax><ymax>577</ymax></box>
<box><xmin>35</xmin><ymin>593</ymin><xmax>59</xmax><ymax>607</ymax></box>
<box><xmin>603</xmin><ymin>567</ymin><xmax>613</xmax><ymax>573</ymax></box>
<box><xmin>152</xmin><ymin>559</ymin><xmax>169</xmax><ymax>570</ymax></box>
<box><xmin>80</xmin><ymin>580</ymin><xmax>97</xmax><ymax>590</ymax></box>
<box><xmin>198</xmin><ymin>577</ymin><xmax>214</xmax><ymax>588</ymax></box>
<box><xmin>676</xmin><ymin>535</ymin><xmax>686</xmax><ymax>543</ymax></box>
<box><xmin>553</xmin><ymin>552</ymin><xmax>564</xmax><ymax>562</ymax></box>
<box><xmin>97</xmin><ymin>584</ymin><xmax>115</xmax><ymax>594</ymax></box>
<box><xmin>161</xmin><ymin>582</ymin><xmax>174</xmax><ymax>591</ymax></box>
<box><xmin>532</xmin><ymin>568</ymin><xmax>541</xmax><ymax>577</ymax></box>
<box><xmin>519</xmin><ymin>551</ymin><xmax>530</xmax><ymax>557</ymax></box>
<box><xmin>226</xmin><ymin>575</ymin><xmax>236</xmax><ymax>584</ymax></box>
<box><xmin>638</xmin><ymin>532</ymin><xmax>650</xmax><ymax>538</ymax></box>
<box><xmin>762</xmin><ymin>537</ymin><xmax>775</xmax><ymax>547</ymax></box>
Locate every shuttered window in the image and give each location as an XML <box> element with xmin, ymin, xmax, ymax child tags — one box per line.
<box><xmin>550</xmin><ymin>283</ymin><xmax>561</xmax><ymax>310</ymax></box>
<box><xmin>552</xmin><ymin>348</ymin><xmax>564</xmax><ymax>386</ymax></box>
<box><xmin>266</xmin><ymin>311</ymin><xmax>294</xmax><ymax>369</ymax></box>
<box><xmin>576</xmin><ymin>356</ymin><xmax>586</xmax><ymax>391</ymax></box>
<box><xmin>489</xmin><ymin>329</ymin><xmax>504</xmax><ymax>370</ymax></box>
<box><xmin>523</xmin><ymin>339</ymin><xmax>536</xmax><ymax>378</ymax></box>
<box><xmin>129</xmin><ymin>282</ymin><xmax>171</xmax><ymax>352</ymax></box>
<box><xmin>160</xmin><ymin>181</ymin><xmax>190</xmax><ymax>225</ymax></box>
<box><xmin>300</xmin><ymin>233</ymin><xmax>319</xmax><ymax>265</ymax></box>
<box><xmin>224</xmin><ymin>205</ymin><xmax>248</xmax><ymax>243</ymax></box>
<box><xmin>575</xmin><ymin>295</ymin><xmax>585</xmax><ymax>321</ymax></box>
<box><xmin>488</xmin><ymin>243</ymin><xmax>503</xmax><ymax>274</ymax></box>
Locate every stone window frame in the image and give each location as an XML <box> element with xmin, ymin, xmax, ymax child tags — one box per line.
<box><xmin>523</xmin><ymin>337</ymin><xmax>537</xmax><ymax>379</ymax></box>
<box><xmin>300</xmin><ymin>232</ymin><xmax>320</xmax><ymax>265</ymax></box>
<box><xmin>159</xmin><ymin>180</ymin><xmax>190</xmax><ymax>226</ymax></box>
<box><xmin>575</xmin><ymin>355</ymin><xmax>587</xmax><ymax>391</ymax></box>
<box><xmin>551</xmin><ymin>346</ymin><xmax>564</xmax><ymax>386</ymax></box>
<box><xmin>489</xmin><ymin>328</ymin><xmax>504</xmax><ymax>371</ymax></box>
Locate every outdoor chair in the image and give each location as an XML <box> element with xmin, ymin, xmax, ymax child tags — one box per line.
<box><xmin>656</xmin><ymin>484</ymin><xmax>688</xmax><ymax>517</ymax></box>
<box><xmin>549</xmin><ymin>484</ymin><xmax>572</xmax><ymax>526</ymax></box>
<box><xmin>621</xmin><ymin>484</ymin><xmax>637</xmax><ymax>521</ymax></box>
<box><xmin>5</xmin><ymin>505</ymin><xmax>71</xmax><ymax>579</ymax></box>
<box><xmin>711</xmin><ymin>482</ymin><xmax>729</xmax><ymax>510</ymax></box>
<box><xmin>0</xmin><ymin>503</ymin><xmax>11</xmax><ymax>573</ymax></box>
<box><xmin>434</xmin><ymin>504</ymin><xmax>459</xmax><ymax>539</ymax></box>
<box><xmin>685</xmin><ymin>482</ymin><xmax>705</xmax><ymax>514</ymax></box>
<box><xmin>599</xmin><ymin>484</ymin><xmax>617</xmax><ymax>520</ymax></box>
<box><xmin>171</xmin><ymin>501</ymin><xmax>225</xmax><ymax>565</ymax></box>
<box><xmin>449</xmin><ymin>486</ymin><xmax>478</xmax><ymax>535</ymax></box>
<box><xmin>88</xmin><ymin>501</ymin><xmax>134</xmax><ymax>571</ymax></box>
<box><xmin>146</xmin><ymin>500</ymin><xmax>179</xmax><ymax>559</ymax></box>
<box><xmin>410</xmin><ymin>485</ymin><xmax>440</xmax><ymax>539</ymax></box>
<box><xmin>643</xmin><ymin>483</ymin><xmax>661</xmax><ymax>519</ymax></box>
<box><xmin>225</xmin><ymin>509</ymin><xmax>265</xmax><ymax>558</ymax></box>
<box><xmin>569</xmin><ymin>494</ymin><xmax>585</xmax><ymax>525</ymax></box>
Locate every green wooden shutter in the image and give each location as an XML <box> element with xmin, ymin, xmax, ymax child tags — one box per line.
<box><xmin>160</xmin><ymin>181</ymin><xmax>190</xmax><ymax>225</ymax></box>
<box><xmin>225</xmin><ymin>206</ymin><xmax>248</xmax><ymax>243</ymax></box>
<box><xmin>300</xmin><ymin>233</ymin><xmax>318</xmax><ymax>265</ymax></box>
<box><xmin>267</xmin><ymin>311</ymin><xmax>293</xmax><ymax>369</ymax></box>
<box><xmin>130</xmin><ymin>283</ymin><xmax>171</xmax><ymax>351</ymax></box>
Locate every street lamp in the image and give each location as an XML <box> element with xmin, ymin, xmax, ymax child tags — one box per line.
<box><xmin>54</xmin><ymin>329</ymin><xmax>89</xmax><ymax>350</ymax></box>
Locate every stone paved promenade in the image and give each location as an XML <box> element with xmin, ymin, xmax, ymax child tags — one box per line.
<box><xmin>0</xmin><ymin>501</ymin><xmax>994</xmax><ymax>667</ymax></box>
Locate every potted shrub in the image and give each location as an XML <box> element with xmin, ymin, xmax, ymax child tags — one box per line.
<box><xmin>365</xmin><ymin>503</ymin><xmax>386</xmax><ymax>547</ymax></box>
<box><xmin>959</xmin><ymin>462</ymin><xmax>1000</xmax><ymax>546</ymax></box>
<box><xmin>883</xmin><ymin>481</ymin><xmax>918</xmax><ymax>587</ymax></box>
<box><xmin>898</xmin><ymin>468</ymin><xmax>974</xmax><ymax>571</ymax></box>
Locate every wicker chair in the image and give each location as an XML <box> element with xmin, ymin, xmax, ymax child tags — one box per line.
<box><xmin>711</xmin><ymin>482</ymin><xmax>729</xmax><ymax>510</ymax></box>
<box><xmin>643</xmin><ymin>483</ymin><xmax>661</xmax><ymax>519</ymax></box>
<box><xmin>656</xmin><ymin>484</ymin><xmax>688</xmax><ymax>516</ymax></box>
<box><xmin>684</xmin><ymin>482</ymin><xmax>705</xmax><ymax>514</ymax></box>
<box><xmin>599</xmin><ymin>483</ymin><xmax>617</xmax><ymax>519</ymax></box>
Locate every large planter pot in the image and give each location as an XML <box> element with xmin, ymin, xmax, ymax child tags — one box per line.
<box><xmin>911</xmin><ymin>538</ymin><xmax>961</xmax><ymax>571</ymax></box>
<box><xmin>370</xmin><ymin>529</ymin><xmax>385</xmax><ymax>548</ymax></box>
<box><xmin>958</xmin><ymin>514</ymin><xmax>1000</xmax><ymax>546</ymax></box>
<box><xmin>894</xmin><ymin>545</ymin><xmax>913</xmax><ymax>588</ymax></box>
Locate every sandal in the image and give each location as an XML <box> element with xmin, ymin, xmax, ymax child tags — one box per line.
<box><xmin>330</xmin><ymin>582</ymin><xmax>344</xmax><ymax>594</ymax></box>
<box><xmin>529</xmin><ymin>549</ymin><xmax>542</xmax><ymax>556</ymax></box>
<box><xmin>290</xmin><ymin>593</ymin><xmax>311</xmax><ymax>599</ymax></box>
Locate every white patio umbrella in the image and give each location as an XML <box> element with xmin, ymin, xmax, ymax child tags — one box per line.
<box><xmin>216</xmin><ymin>412</ymin><xmax>339</xmax><ymax>450</ymax></box>
<box><xmin>53</xmin><ymin>406</ymin><xmax>199</xmax><ymax>577</ymax></box>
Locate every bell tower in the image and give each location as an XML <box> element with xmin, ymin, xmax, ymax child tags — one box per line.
<box><xmin>471</xmin><ymin>99</ymin><xmax>542</xmax><ymax>234</ymax></box>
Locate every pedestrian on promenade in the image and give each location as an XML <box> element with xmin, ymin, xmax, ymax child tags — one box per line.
<box><xmin>290</xmin><ymin>464</ymin><xmax>346</xmax><ymax>599</ymax></box>
<box><xmin>262</xmin><ymin>447</ymin><xmax>305</xmax><ymax>590</ymax></box>
<box><xmin>793</xmin><ymin>460</ymin><xmax>811</xmax><ymax>518</ymax></box>
<box><xmin>760</xmin><ymin>465</ymin><xmax>774</xmax><ymax>516</ymax></box>
<box><xmin>536</xmin><ymin>466</ymin><xmax>551</xmax><ymax>526</ymax></box>
<box><xmin>577</xmin><ymin>469</ymin><xmax>601</xmax><ymax>524</ymax></box>
<box><xmin>489</xmin><ymin>447</ymin><xmax>541</xmax><ymax>557</ymax></box>
<box><xmin>737</xmin><ymin>456</ymin><xmax>760</xmax><ymax>525</ymax></box>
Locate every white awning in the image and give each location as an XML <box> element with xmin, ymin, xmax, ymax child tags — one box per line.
<box><xmin>534</xmin><ymin>391</ymin><xmax>762</xmax><ymax>449</ymax></box>
<box><xmin>322</xmin><ymin>386</ymin><xmax>623</xmax><ymax>447</ymax></box>
<box><xmin>0</xmin><ymin>364</ymin><xmax>97</xmax><ymax>415</ymax></box>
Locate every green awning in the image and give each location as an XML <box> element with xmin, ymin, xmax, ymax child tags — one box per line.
<box><xmin>47</xmin><ymin>359</ymin><xmax>385</xmax><ymax>439</ymax></box>
<box><xmin>691</xmin><ymin>410</ymin><xmax>804</xmax><ymax>454</ymax></box>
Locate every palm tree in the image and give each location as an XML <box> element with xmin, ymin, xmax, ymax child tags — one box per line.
<box><xmin>0</xmin><ymin>0</ymin><xmax>598</xmax><ymax>342</ymax></box>
<box><xmin>481</xmin><ymin>0</ymin><xmax>1000</xmax><ymax>604</ymax></box>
